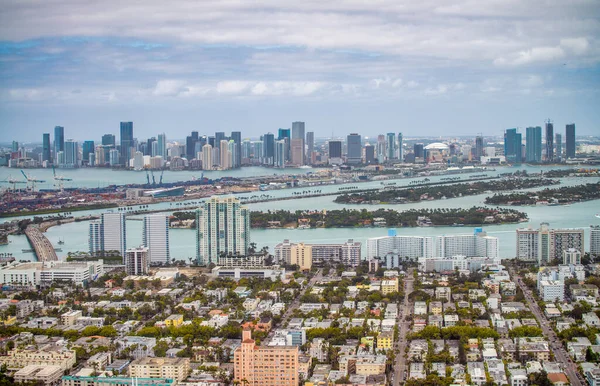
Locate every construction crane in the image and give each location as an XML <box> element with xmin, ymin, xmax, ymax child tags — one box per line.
<box><xmin>151</xmin><ymin>170</ymin><xmax>156</xmax><ymax>185</ymax></box>
<box><xmin>52</xmin><ymin>165</ymin><xmax>72</xmax><ymax>192</ymax></box>
<box><xmin>21</xmin><ymin>170</ymin><xmax>45</xmax><ymax>192</ymax></box>
<box><xmin>159</xmin><ymin>169</ymin><xmax>164</xmax><ymax>185</ymax></box>
<box><xmin>0</xmin><ymin>176</ymin><xmax>26</xmax><ymax>192</ymax></box>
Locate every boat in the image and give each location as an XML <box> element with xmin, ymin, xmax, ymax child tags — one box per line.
<box><xmin>58</xmin><ymin>238</ymin><xmax>65</xmax><ymax>245</ymax></box>
<box><xmin>596</xmin><ymin>214</ymin><xmax>600</xmax><ymax>219</ymax></box>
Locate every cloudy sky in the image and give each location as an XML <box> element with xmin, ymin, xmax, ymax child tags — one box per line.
<box><xmin>1</xmin><ymin>0</ymin><xmax>599</xmax><ymax>141</ymax></box>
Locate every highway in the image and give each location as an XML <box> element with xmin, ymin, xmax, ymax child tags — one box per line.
<box><xmin>25</xmin><ymin>225</ymin><xmax>58</xmax><ymax>262</ymax></box>
<box><xmin>512</xmin><ymin>272</ymin><xmax>585</xmax><ymax>386</ymax></box>
<box><xmin>393</xmin><ymin>269</ymin><xmax>414</xmax><ymax>386</ymax></box>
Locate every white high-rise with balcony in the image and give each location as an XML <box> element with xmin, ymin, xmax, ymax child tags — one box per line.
<box><xmin>143</xmin><ymin>215</ymin><xmax>170</xmax><ymax>265</ymax></box>
<box><xmin>196</xmin><ymin>196</ymin><xmax>250</xmax><ymax>265</ymax></box>
<box><xmin>101</xmin><ymin>213</ymin><xmax>126</xmax><ymax>257</ymax></box>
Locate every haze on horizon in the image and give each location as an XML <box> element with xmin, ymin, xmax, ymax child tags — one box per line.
<box><xmin>1</xmin><ymin>0</ymin><xmax>599</xmax><ymax>141</ymax></box>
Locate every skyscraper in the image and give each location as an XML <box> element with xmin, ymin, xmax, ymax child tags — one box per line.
<box><xmin>414</xmin><ymin>143</ymin><xmax>424</xmax><ymax>160</ymax></box>
<box><xmin>364</xmin><ymin>144</ymin><xmax>375</xmax><ymax>164</ymax></box>
<box><xmin>102</xmin><ymin>134</ymin><xmax>115</xmax><ymax>147</ymax></box>
<box><xmin>328</xmin><ymin>140</ymin><xmax>342</xmax><ymax>159</ymax></box>
<box><xmin>290</xmin><ymin>138</ymin><xmax>304</xmax><ymax>166</ymax></box>
<box><xmin>101</xmin><ymin>213</ymin><xmax>126</xmax><ymax>258</ymax></box>
<box><xmin>157</xmin><ymin>133</ymin><xmax>167</xmax><ymax>159</ymax></box>
<box><xmin>89</xmin><ymin>221</ymin><xmax>102</xmax><ymax>254</ymax></box>
<box><xmin>565</xmin><ymin>124</ymin><xmax>576</xmax><ymax>159</ymax></box>
<box><xmin>591</xmin><ymin>226</ymin><xmax>600</xmax><ymax>258</ymax></box>
<box><xmin>220</xmin><ymin>140</ymin><xmax>231</xmax><ymax>170</ymax></box>
<box><xmin>377</xmin><ymin>135</ymin><xmax>386</xmax><ymax>163</ymax></box>
<box><xmin>201</xmin><ymin>144</ymin><xmax>213</xmax><ymax>170</ymax></box>
<box><xmin>475</xmin><ymin>136</ymin><xmax>484</xmax><ymax>160</ymax></box>
<box><xmin>82</xmin><ymin>140</ymin><xmax>95</xmax><ymax>165</ymax></box>
<box><xmin>120</xmin><ymin>122</ymin><xmax>134</xmax><ymax>166</ymax></box>
<box><xmin>262</xmin><ymin>133</ymin><xmax>275</xmax><ymax>165</ymax></box>
<box><xmin>545</xmin><ymin>121</ymin><xmax>554</xmax><ymax>162</ymax></box>
<box><xmin>386</xmin><ymin>133</ymin><xmax>396</xmax><ymax>161</ymax></box>
<box><xmin>398</xmin><ymin>132</ymin><xmax>404</xmax><ymax>161</ymax></box>
<box><xmin>196</xmin><ymin>196</ymin><xmax>250</xmax><ymax>265</ymax></box>
<box><xmin>525</xmin><ymin>126</ymin><xmax>542</xmax><ymax>163</ymax></box>
<box><xmin>275</xmin><ymin>140</ymin><xmax>286</xmax><ymax>168</ymax></box>
<box><xmin>306</xmin><ymin>131</ymin><xmax>314</xmax><ymax>164</ymax></box>
<box><xmin>54</xmin><ymin>126</ymin><xmax>64</xmax><ymax>163</ymax></box>
<box><xmin>504</xmin><ymin>128</ymin><xmax>522</xmax><ymax>164</ymax></box>
<box><xmin>231</xmin><ymin>131</ymin><xmax>241</xmax><ymax>168</ymax></box>
<box><xmin>186</xmin><ymin>133</ymin><xmax>197</xmax><ymax>160</ymax></box>
<box><xmin>291</xmin><ymin>122</ymin><xmax>305</xmax><ymax>165</ymax></box>
<box><xmin>42</xmin><ymin>133</ymin><xmax>51</xmax><ymax>162</ymax></box>
<box><xmin>64</xmin><ymin>139</ymin><xmax>78</xmax><ymax>167</ymax></box>
<box><xmin>555</xmin><ymin>133</ymin><xmax>562</xmax><ymax>162</ymax></box>
<box><xmin>346</xmin><ymin>133</ymin><xmax>362</xmax><ymax>164</ymax></box>
<box><xmin>143</xmin><ymin>215</ymin><xmax>170</xmax><ymax>265</ymax></box>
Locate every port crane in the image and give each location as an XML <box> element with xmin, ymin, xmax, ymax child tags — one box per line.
<box><xmin>159</xmin><ymin>169</ymin><xmax>164</xmax><ymax>185</ymax></box>
<box><xmin>0</xmin><ymin>176</ymin><xmax>26</xmax><ymax>192</ymax></box>
<box><xmin>145</xmin><ymin>170</ymin><xmax>151</xmax><ymax>185</ymax></box>
<box><xmin>52</xmin><ymin>165</ymin><xmax>72</xmax><ymax>191</ymax></box>
<box><xmin>20</xmin><ymin>170</ymin><xmax>45</xmax><ymax>191</ymax></box>
<box><xmin>151</xmin><ymin>170</ymin><xmax>157</xmax><ymax>185</ymax></box>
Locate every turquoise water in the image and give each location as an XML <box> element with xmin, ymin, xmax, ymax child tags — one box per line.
<box><xmin>1</xmin><ymin>165</ymin><xmax>599</xmax><ymax>261</ymax></box>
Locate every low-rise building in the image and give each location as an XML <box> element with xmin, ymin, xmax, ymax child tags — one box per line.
<box><xmin>14</xmin><ymin>365</ymin><xmax>63</xmax><ymax>386</ymax></box>
<box><xmin>0</xmin><ymin>347</ymin><xmax>76</xmax><ymax>371</ymax></box>
<box><xmin>129</xmin><ymin>357</ymin><xmax>190</xmax><ymax>382</ymax></box>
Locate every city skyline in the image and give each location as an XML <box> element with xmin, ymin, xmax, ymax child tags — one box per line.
<box><xmin>1</xmin><ymin>1</ymin><xmax>599</xmax><ymax>140</ymax></box>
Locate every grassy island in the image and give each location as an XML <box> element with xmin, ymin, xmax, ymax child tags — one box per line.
<box><xmin>484</xmin><ymin>182</ymin><xmax>600</xmax><ymax>206</ymax></box>
<box><xmin>333</xmin><ymin>177</ymin><xmax>558</xmax><ymax>205</ymax></box>
<box><xmin>250</xmin><ymin>207</ymin><xmax>527</xmax><ymax>228</ymax></box>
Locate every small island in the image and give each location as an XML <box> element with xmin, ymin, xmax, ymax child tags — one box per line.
<box><xmin>334</xmin><ymin>177</ymin><xmax>559</xmax><ymax>205</ymax></box>
<box><xmin>484</xmin><ymin>182</ymin><xmax>600</xmax><ymax>206</ymax></box>
<box><xmin>541</xmin><ymin>168</ymin><xmax>599</xmax><ymax>178</ymax></box>
<box><xmin>249</xmin><ymin>207</ymin><xmax>528</xmax><ymax>228</ymax></box>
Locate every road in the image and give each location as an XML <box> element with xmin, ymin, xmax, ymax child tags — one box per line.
<box><xmin>512</xmin><ymin>272</ymin><xmax>585</xmax><ymax>386</ymax></box>
<box><xmin>393</xmin><ymin>269</ymin><xmax>414</xmax><ymax>386</ymax></box>
<box><xmin>265</xmin><ymin>269</ymin><xmax>322</xmax><ymax>343</ymax></box>
<box><xmin>25</xmin><ymin>225</ymin><xmax>58</xmax><ymax>262</ymax></box>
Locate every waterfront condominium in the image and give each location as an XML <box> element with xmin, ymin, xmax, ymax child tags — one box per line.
<box><xmin>525</xmin><ymin>126</ymin><xmax>542</xmax><ymax>163</ymax></box>
<box><xmin>143</xmin><ymin>215</ymin><xmax>170</xmax><ymax>265</ymax></box>
<box><xmin>234</xmin><ymin>329</ymin><xmax>299</xmax><ymax>386</ymax></box>
<box><xmin>591</xmin><ymin>225</ymin><xmax>600</xmax><ymax>258</ymax></box>
<box><xmin>436</xmin><ymin>229</ymin><xmax>499</xmax><ymax>261</ymax></box>
<box><xmin>367</xmin><ymin>232</ymin><xmax>434</xmax><ymax>268</ymax></box>
<box><xmin>196</xmin><ymin>196</ymin><xmax>250</xmax><ymax>265</ymax></box>
<box><xmin>516</xmin><ymin>223</ymin><xmax>584</xmax><ymax>265</ymax></box>
<box><xmin>504</xmin><ymin>128</ymin><xmax>522</xmax><ymax>164</ymax></box>
<box><xmin>119</xmin><ymin>121</ymin><xmax>134</xmax><ymax>166</ymax></box>
<box><xmin>54</xmin><ymin>126</ymin><xmax>64</xmax><ymax>163</ymax></box>
<box><xmin>100</xmin><ymin>212</ymin><xmax>126</xmax><ymax>257</ymax></box>
<box><xmin>275</xmin><ymin>239</ymin><xmax>361</xmax><ymax>267</ymax></box>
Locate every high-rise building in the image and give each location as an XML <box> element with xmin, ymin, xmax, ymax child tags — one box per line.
<box><xmin>436</xmin><ymin>230</ymin><xmax>499</xmax><ymax>260</ymax></box>
<box><xmin>120</xmin><ymin>122</ymin><xmax>134</xmax><ymax>166</ymax></box>
<box><xmin>42</xmin><ymin>133</ymin><xmax>51</xmax><ymax>162</ymax></box>
<box><xmin>545</xmin><ymin>121</ymin><xmax>554</xmax><ymax>162</ymax></box>
<box><xmin>591</xmin><ymin>225</ymin><xmax>600</xmax><ymax>258</ymax></box>
<box><xmin>109</xmin><ymin>149</ymin><xmax>119</xmax><ymax>166</ymax></box>
<box><xmin>196</xmin><ymin>196</ymin><xmax>250</xmax><ymax>265</ymax></box>
<box><xmin>525</xmin><ymin>126</ymin><xmax>542</xmax><ymax>163</ymax></box>
<box><xmin>563</xmin><ymin>249</ymin><xmax>581</xmax><ymax>265</ymax></box>
<box><xmin>364</xmin><ymin>144</ymin><xmax>375</xmax><ymax>164</ymax></box>
<box><xmin>64</xmin><ymin>139</ymin><xmax>78</xmax><ymax>168</ymax></box>
<box><xmin>475</xmin><ymin>136</ymin><xmax>484</xmax><ymax>160</ymax></box>
<box><xmin>328</xmin><ymin>140</ymin><xmax>342</xmax><ymax>163</ymax></box>
<box><xmin>291</xmin><ymin>122</ymin><xmax>305</xmax><ymax>165</ymax></box>
<box><xmin>146</xmin><ymin>137</ymin><xmax>156</xmax><ymax>156</ymax></box>
<box><xmin>414</xmin><ymin>143</ymin><xmax>424</xmax><ymax>161</ymax></box>
<box><xmin>290</xmin><ymin>138</ymin><xmax>304</xmax><ymax>166</ymax></box>
<box><xmin>555</xmin><ymin>133</ymin><xmax>562</xmax><ymax>162</ymax></box>
<box><xmin>262</xmin><ymin>133</ymin><xmax>275</xmax><ymax>165</ymax></box>
<box><xmin>516</xmin><ymin>223</ymin><xmax>584</xmax><ymax>265</ymax></box>
<box><xmin>231</xmin><ymin>131</ymin><xmax>242</xmax><ymax>168</ymax></box>
<box><xmin>82</xmin><ymin>141</ymin><xmax>95</xmax><ymax>166</ymax></box>
<box><xmin>398</xmin><ymin>132</ymin><xmax>404</xmax><ymax>161</ymax></box>
<box><xmin>234</xmin><ymin>329</ymin><xmax>299</xmax><ymax>386</ymax></box>
<box><xmin>101</xmin><ymin>134</ymin><xmax>115</xmax><ymax>146</ymax></box>
<box><xmin>565</xmin><ymin>124</ymin><xmax>576</xmax><ymax>159</ymax></box>
<box><xmin>376</xmin><ymin>135</ymin><xmax>386</xmax><ymax>163</ymax></box>
<box><xmin>11</xmin><ymin>141</ymin><xmax>19</xmax><ymax>153</ymax></box>
<box><xmin>367</xmin><ymin>234</ymin><xmax>434</xmax><ymax>269</ymax></box>
<box><xmin>89</xmin><ymin>221</ymin><xmax>102</xmax><ymax>254</ymax></box>
<box><xmin>125</xmin><ymin>246</ymin><xmax>149</xmax><ymax>275</ymax></box>
<box><xmin>275</xmin><ymin>140</ymin><xmax>286</xmax><ymax>168</ymax></box>
<box><xmin>201</xmin><ymin>144</ymin><xmax>213</xmax><ymax>170</ymax></box>
<box><xmin>276</xmin><ymin>239</ymin><xmax>361</xmax><ymax>267</ymax></box>
<box><xmin>219</xmin><ymin>140</ymin><xmax>231</xmax><ymax>170</ymax></box>
<box><xmin>386</xmin><ymin>133</ymin><xmax>396</xmax><ymax>161</ymax></box>
<box><xmin>157</xmin><ymin>133</ymin><xmax>167</xmax><ymax>159</ymax></box>
<box><xmin>101</xmin><ymin>213</ymin><xmax>126</xmax><ymax>257</ymax></box>
<box><xmin>504</xmin><ymin>128</ymin><xmax>522</xmax><ymax>164</ymax></box>
<box><xmin>186</xmin><ymin>133</ymin><xmax>197</xmax><ymax>160</ymax></box>
<box><xmin>54</xmin><ymin>126</ymin><xmax>64</xmax><ymax>163</ymax></box>
<box><xmin>277</xmin><ymin>129</ymin><xmax>291</xmax><ymax>162</ymax></box>
<box><xmin>346</xmin><ymin>133</ymin><xmax>362</xmax><ymax>164</ymax></box>
<box><xmin>306</xmin><ymin>131</ymin><xmax>314</xmax><ymax>164</ymax></box>
<box><xmin>143</xmin><ymin>215</ymin><xmax>170</xmax><ymax>265</ymax></box>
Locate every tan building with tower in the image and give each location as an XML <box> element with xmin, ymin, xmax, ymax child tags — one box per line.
<box><xmin>234</xmin><ymin>329</ymin><xmax>299</xmax><ymax>386</ymax></box>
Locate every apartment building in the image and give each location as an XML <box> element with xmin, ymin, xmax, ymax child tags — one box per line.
<box><xmin>129</xmin><ymin>357</ymin><xmax>190</xmax><ymax>382</ymax></box>
<box><xmin>0</xmin><ymin>347</ymin><xmax>76</xmax><ymax>371</ymax></box>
